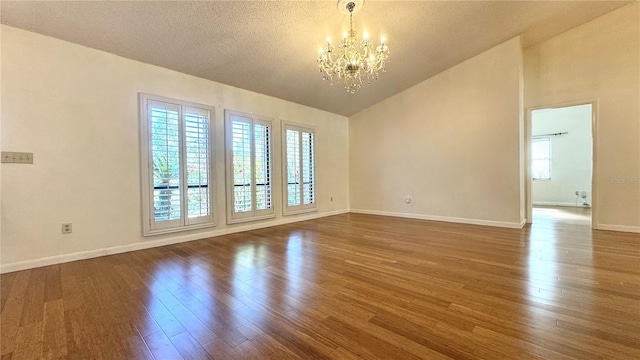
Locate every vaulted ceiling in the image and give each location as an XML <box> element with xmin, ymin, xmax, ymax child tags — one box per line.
<box><xmin>1</xmin><ymin>1</ymin><xmax>631</xmax><ymax>116</ymax></box>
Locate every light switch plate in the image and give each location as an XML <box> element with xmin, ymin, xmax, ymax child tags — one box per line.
<box><xmin>1</xmin><ymin>152</ymin><xmax>33</xmax><ymax>164</ymax></box>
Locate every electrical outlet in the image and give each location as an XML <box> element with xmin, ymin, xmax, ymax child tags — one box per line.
<box><xmin>62</xmin><ymin>223</ymin><xmax>72</xmax><ymax>234</ymax></box>
<box><xmin>1</xmin><ymin>151</ymin><xmax>33</xmax><ymax>164</ymax></box>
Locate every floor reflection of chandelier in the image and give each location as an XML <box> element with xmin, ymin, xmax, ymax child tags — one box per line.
<box><xmin>317</xmin><ymin>0</ymin><xmax>390</xmax><ymax>94</ymax></box>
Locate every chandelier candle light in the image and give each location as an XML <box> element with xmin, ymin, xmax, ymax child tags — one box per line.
<box><xmin>317</xmin><ymin>0</ymin><xmax>390</xmax><ymax>93</ymax></box>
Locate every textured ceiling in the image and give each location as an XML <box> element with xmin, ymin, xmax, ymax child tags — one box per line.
<box><xmin>1</xmin><ymin>1</ymin><xmax>632</xmax><ymax>116</ymax></box>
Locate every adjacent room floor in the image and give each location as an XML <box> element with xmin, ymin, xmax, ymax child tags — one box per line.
<box><xmin>532</xmin><ymin>205</ymin><xmax>592</xmax><ymax>227</ymax></box>
<box><xmin>1</xmin><ymin>213</ymin><xmax>638</xmax><ymax>359</ymax></box>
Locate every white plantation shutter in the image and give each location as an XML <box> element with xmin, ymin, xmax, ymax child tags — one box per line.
<box><xmin>232</xmin><ymin>117</ymin><xmax>253</xmax><ymax>214</ymax></box>
<box><xmin>149</xmin><ymin>100</ymin><xmax>181</xmax><ymax>228</ymax></box>
<box><xmin>254</xmin><ymin>123</ymin><xmax>272</xmax><ymax>211</ymax></box>
<box><xmin>140</xmin><ymin>94</ymin><xmax>215</xmax><ymax>235</ymax></box>
<box><xmin>282</xmin><ymin>122</ymin><xmax>316</xmax><ymax>215</ymax></box>
<box><xmin>184</xmin><ymin>107</ymin><xmax>211</xmax><ymax>224</ymax></box>
<box><xmin>302</xmin><ymin>131</ymin><xmax>314</xmax><ymax>205</ymax></box>
<box><xmin>225</xmin><ymin>110</ymin><xmax>274</xmax><ymax>223</ymax></box>
<box><xmin>286</xmin><ymin>129</ymin><xmax>301</xmax><ymax>206</ymax></box>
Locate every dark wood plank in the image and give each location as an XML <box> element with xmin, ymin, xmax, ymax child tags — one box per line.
<box><xmin>0</xmin><ymin>272</ymin><xmax>17</xmax><ymax>313</ymax></box>
<box><xmin>169</xmin><ymin>331</ymin><xmax>212</xmax><ymax>360</ymax></box>
<box><xmin>0</xmin><ymin>271</ymin><xmax>31</xmax><ymax>356</ymax></box>
<box><xmin>43</xmin><ymin>266</ymin><xmax>63</xmax><ymax>303</ymax></box>
<box><xmin>11</xmin><ymin>321</ymin><xmax>43</xmax><ymax>360</ymax></box>
<box><xmin>144</xmin><ymin>331</ymin><xmax>184</xmax><ymax>360</ymax></box>
<box><xmin>41</xmin><ymin>299</ymin><xmax>67</xmax><ymax>359</ymax></box>
<box><xmin>202</xmin><ymin>338</ymin><xmax>241</xmax><ymax>360</ymax></box>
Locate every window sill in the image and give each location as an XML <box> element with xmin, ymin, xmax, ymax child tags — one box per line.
<box><xmin>283</xmin><ymin>207</ymin><xmax>317</xmax><ymax>216</ymax></box>
<box><xmin>143</xmin><ymin>221</ymin><xmax>217</xmax><ymax>237</ymax></box>
<box><xmin>227</xmin><ymin>213</ymin><xmax>276</xmax><ymax>225</ymax></box>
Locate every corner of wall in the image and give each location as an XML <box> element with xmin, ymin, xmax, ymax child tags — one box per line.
<box><xmin>349</xmin><ymin>37</ymin><xmax>525</xmax><ymax>226</ymax></box>
<box><xmin>0</xmin><ymin>23</ymin><xmax>3</xmax><ymax>264</ymax></box>
<box><xmin>523</xmin><ymin>3</ymin><xmax>640</xmax><ymax>229</ymax></box>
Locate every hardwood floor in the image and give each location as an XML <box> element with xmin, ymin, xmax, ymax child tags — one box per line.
<box><xmin>1</xmin><ymin>213</ymin><xmax>639</xmax><ymax>359</ymax></box>
<box><xmin>532</xmin><ymin>206</ymin><xmax>591</xmax><ymax>227</ymax></box>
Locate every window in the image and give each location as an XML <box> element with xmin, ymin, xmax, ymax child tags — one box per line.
<box><xmin>282</xmin><ymin>122</ymin><xmax>315</xmax><ymax>215</ymax></box>
<box><xmin>225</xmin><ymin>110</ymin><xmax>274</xmax><ymax>223</ymax></box>
<box><xmin>139</xmin><ymin>93</ymin><xmax>215</xmax><ymax>235</ymax></box>
<box><xmin>532</xmin><ymin>137</ymin><xmax>551</xmax><ymax>180</ymax></box>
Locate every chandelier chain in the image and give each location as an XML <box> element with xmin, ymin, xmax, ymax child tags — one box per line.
<box><xmin>347</xmin><ymin>3</ymin><xmax>355</xmax><ymax>33</ymax></box>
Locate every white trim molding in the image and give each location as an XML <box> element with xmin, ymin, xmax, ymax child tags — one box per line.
<box><xmin>138</xmin><ymin>93</ymin><xmax>217</xmax><ymax>235</ymax></box>
<box><xmin>0</xmin><ymin>209</ymin><xmax>349</xmax><ymax>274</ymax></box>
<box><xmin>224</xmin><ymin>109</ymin><xmax>275</xmax><ymax>224</ymax></box>
<box><xmin>525</xmin><ymin>99</ymin><xmax>599</xmax><ymax>227</ymax></box>
<box><xmin>281</xmin><ymin>120</ymin><xmax>317</xmax><ymax>216</ymax></box>
<box><xmin>350</xmin><ymin>209</ymin><xmax>526</xmax><ymax>229</ymax></box>
<box><xmin>533</xmin><ymin>201</ymin><xmax>591</xmax><ymax>208</ymax></box>
<box><xmin>595</xmin><ymin>224</ymin><xmax>640</xmax><ymax>233</ymax></box>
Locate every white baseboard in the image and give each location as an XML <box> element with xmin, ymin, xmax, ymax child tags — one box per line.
<box><xmin>533</xmin><ymin>201</ymin><xmax>590</xmax><ymax>207</ymax></box>
<box><xmin>350</xmin><ymin>209</ymin><xmax>526</xmax><ymax>229</ymax></box>
<box><xmin>0</xmin><ymin>209</ymin><xmax>349</xmax><ymax>274</ymax></box>
<box><xmin>595</xmin><ymin>224</ymin><xmax>640</xmax><ymax>233</ymax></box>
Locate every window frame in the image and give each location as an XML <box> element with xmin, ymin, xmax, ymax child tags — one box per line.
<box><xmin>281</xmin><ymin>121</ymin><xmax>317</xmax><ymax>216</ymax></box>
<box><xmin>139</xmin><ymin>93</ymin><xmax>216</xmax><ymax>236</ymax></box>
<box><xmin>532</xmin><ymin>137</ymin><xmax>552</xmax><ymax>181</ymax></box>
<box><xmin>224</xmin><ymin>110</ymin><xmax>275</xmax><ymax>224</ymax></box>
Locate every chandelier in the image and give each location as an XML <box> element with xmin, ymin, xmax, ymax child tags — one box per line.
<box><xmin>317</xmin><ymin>0</ymin><xmax>390</xmax><ymax>93</ymax></box>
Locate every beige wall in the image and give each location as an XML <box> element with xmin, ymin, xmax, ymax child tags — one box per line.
<box><xmin>0</xmin><ymin>25</ymin><xmax>350</xmax><ymax>271</ymax></box>
<box><xmin>524</xmin><ymin>3</ymin><xmax>640</xmax><ymax>231</ymax></box>
<box><xmin>349</xmin><ymin>37</ymin><xmax>525</xmax><ymax>228</ymax></box>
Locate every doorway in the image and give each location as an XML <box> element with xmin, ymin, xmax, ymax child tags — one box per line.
<box><xmin>529</xmin><ymin>103</ymin><xmax>594</xmax><ymax>227</ymax></box>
